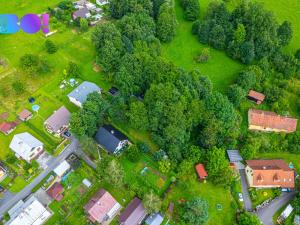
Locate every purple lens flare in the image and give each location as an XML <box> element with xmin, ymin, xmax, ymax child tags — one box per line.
<box><xmin>20</xmin><ymin>14</ymin><xmax>41</xmax><ymax>34</ymax></box>
<box><xmin>41</xmin><ymin>14</ymin><xmax>50</xmax><ymax>34</ymax></box>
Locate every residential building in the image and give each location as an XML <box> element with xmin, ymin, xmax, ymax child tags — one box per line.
<box><xmin>248</xmin><ymin>90</ymin><xmax>265</xmax><ymax>104</ymax></box>
<box><xmin>0</xmin><ymin>122</ymin><xmax>17</xmax><ymax>135</ymax></box>
<box><xmin>248</xmin><ymin>109</ymin><xmax>298</xmax><ymax>133</ymax></box>
<box><xmin>18</xmin><ymin>109</ymin><xmax>33</xmax><ymax>121</ymax></box>
<box><xmin>67</xmin><ymin>81</ymin><xmax>101</xmax><ymax>107</ymax></box>
<box><xmin>119</xmin><ymin>197</ymin><xmax>147</xmax><ymax>225</ymax></box>
<box><xmin>53</xmin><ymin>160</ymin><xmax>71</xmax><ymax>178</ymax></box>
<box><xmin>96</xmin><ymin>0</ymin><xmax>109</xmax><ymax>6</ymax></box>
<box><xmin>145</xmin><ymin>213</ymin><xmax>164</xmax><ymax>225</ymax></box>
<box><xmin>9</xmin><ymin>132</ymin><xmax>43</xmax><ymax>162</ymax></box>
<box><xmin>0</xmin><ymin>163</ymin><xmax>7</xmax><ymax>182</ymax></box>
<box><xmin>47</xmin><ymin>182</ymin><xmax>64</xmax><ymax>201</ymax></box>
<box><xmin>5</xmin><ymin>196</ymin><xmax>52</xmax><ymax>225</ymax></box>
<box><xmin>84</xmin><ymin>189</ymin><xmax>121</xmax><ymax>224</ymax></box>
<box><xmin>95</xmin><ymin>124</ymin><xmax>129</xmax><ymax>154</ymax></box>
<box><xmin>44</xmin><ymin>106</ymin><xmax>71</xmax><ymax>136</ymax></box>
<box><xmin>72</xmin><ymin>7</ymin><xmax>91</xmax><ymax>20</ymax></box>
<box><xmin>195</xmin><ymin>163</ymin><xmax>208</xmax><ymax>182</ymax></box>
<box><xmin>245</xmin><ymin>160</ymin><xmax>295</xmax><ymax>188</ymax></box>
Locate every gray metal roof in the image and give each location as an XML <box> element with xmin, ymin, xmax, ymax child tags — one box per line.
<box><xmin>227</xmin><ymin>150</ymin><xmax>243</xmax><ymax>162</ymax></box>
<box><xmin>145</xmin><ymin>213</ymin><xmax>164</xmax><ymax>225</ymax></box>
<box><xmin>67</xmin><ymin>81</ymin><xmax>101</xmax><ymax>105</ymax></box>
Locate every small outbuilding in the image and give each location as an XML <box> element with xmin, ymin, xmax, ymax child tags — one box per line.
<box><xmin>18</xmin><ymin>109</ymin><xmax>33</xmax><ymax>121</ymax></box>
<box><xmin>47</xmin><ymin>182</ymin><xmax>64</xmax><ymax>201</ymax></box>
<box><xmin>195</xmin><ymin>163</ymin><xmax>208</xmax><ymax>182</ymax></box>
<box><xmin>248</xmin><ymin>90</ymin><xmax>265</xmax><ymax>105</ymax></box>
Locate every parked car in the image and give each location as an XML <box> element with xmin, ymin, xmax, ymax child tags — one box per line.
<box><xmin>281</xmin><ymin>188</ymin><xmax>292</xmax><ymax>192</ymax></box>
<box><xmin>238</xmin><ymin>193</ymin><xmax>244</xmax><ymax>202</ymax></box>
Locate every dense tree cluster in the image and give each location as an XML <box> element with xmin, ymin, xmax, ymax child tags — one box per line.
<box><xmin>238</xmin><ymin>212</ymin><xmax>261</xmax><ymax>225</ymax></box>
<box><xmin>181</xmin><ymin>0</ymin><xmax>200</xmax><ymax>21</ymax></box>
<box><xmin>70</xmin><ymin>92</ymin><xmax>108</xmax><ymax>137</ymax></box>
<box><xmin>19</xmin><ymin>54</ymin><xmax>50</xmax><ymax>76</ymax></box>
<box><xmin>192</xmin><ymin>2</ymin><xmax>293</xmax><ymax>65</ymax></box>
<box><xmin>179</xmin><ymin>198</ymin><xmax>209</xmax><ymax>225</ymax></box>
<box><xmin>90</xmin><ymin>4</ymin><xmax>240</xmax><ymax>163</ymax></box>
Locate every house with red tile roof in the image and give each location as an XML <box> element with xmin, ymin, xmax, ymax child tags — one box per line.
<box><xmin>18</xmin><ymin>109</ymin><xmax>33</xmax><ymax>121</ymax></box>
<box><xmin>47</xmin><ymin>182</ymin><xmax>64</xmax><ymax>201</ymax></box>
<box><xmin>248</xmin><ymin>90</ymin><xmax>265</xmax><ymax>104</ymax></box>
<box><xmin>119</xmin><ymin>197</ymin><xmax>147</xmax><ymax>225</ymax></box>
<box><xmin>0</xmin><ymin>122</ymin><xmax>17</xmax><ymax>135</ymax></box>
<box><xmin>245</xmin><ymin>160</ymin><xmax>295</xmax><ymax>188</ymax></box>
<box><xmin>84</xmin><ymin>189</ymin><xmax>121</xmax><ymax>224</ymax></box>
<box><xmin>248</xmin><ymin>109</ymin><xmax>298</xmax><ymax>133</ymax></box>
<box><xmin>195</xmin><ymin>163</ymin><xmax>208</xmax><ymax>182</ymax></box>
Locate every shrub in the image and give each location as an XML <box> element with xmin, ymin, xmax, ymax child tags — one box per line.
<box><xmin>45</xmin><ymin>40</ymin><xmax>57</xmax><ymax>54</ymax></box>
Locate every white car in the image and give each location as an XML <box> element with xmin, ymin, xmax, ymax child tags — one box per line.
<box><xmin>238</xmin><ymin>193</ymin><xmax>244</xmax><ymax>202</ymax></box>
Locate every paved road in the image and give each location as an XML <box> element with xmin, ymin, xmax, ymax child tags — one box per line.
<box><xmin>239</xmin><ymin>169</ymin><xmax>253</xmax><ymax>211</ymax></box>
<box><xmin>256</xmin><ymin>192</ymin><xmax>296</xmax><ymax>225</ymax></box>
<box><xmin>0</xmin><ymin>137</ymin><xmax>96</xmax><ymax>217</ymax></box>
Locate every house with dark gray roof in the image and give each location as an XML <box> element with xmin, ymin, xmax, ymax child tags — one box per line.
<box><xmin>72</xmin><ymin>7</ymin><xmax>91</xmax><ymax>20</ymax></box>
<box><xmin>67</xmin><ymin>81</ymin><xmax>101</xmax><ymax>107</ymax></box>
<box><xmin>95</xmin><ymin>125</ymin><xmax>128</xmax><ymax>154</ymax></box>
<box><xmin>44</xmin><ymin>106</ymin><xmax>71</xmax><ymax>136</ymax></box>
<box><xmin>119</xmin><ymin>197</ymin><xmax>147</xmax><ymax>225</ymax></box>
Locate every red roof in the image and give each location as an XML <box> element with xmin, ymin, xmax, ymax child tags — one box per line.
<box><xmin>195</xmin><ymin>163</ymin><xmax>208</xmax><ymax>178</ymax></box>
<box><xmin>248</xmin><ymin>109</ymin><xmax>298</xmax><ymax>133</ymax></box>
<box><xmin>84</xmin><ymin>189</ymin><xmax>119</xmax><ymax>223</ymax></box>
<box><xmin>47</xmin><ymin>182</ymin><xmax>64</xmax><ymax>201</ymax></box>
<box><xmin>246</xmin><ymin>160</ymin><xmax>295</xmax><ymax>188</ymax></box>
<box><xmin>0</xmin><ymin>122</ymin><xmax>16</xmax><ymax>134</ymax></box>
<box><xmin>18</xmin><ymin>109</ymin><xmax>32</xmax><ymax>120</ymax></box>
<box><xmin>248</xmin><ymin>90</ymin><xmax>265</xmax><ymax>103</ymax></box>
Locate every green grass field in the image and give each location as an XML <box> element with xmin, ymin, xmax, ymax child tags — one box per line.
<box><xmin>165</xmin><ymin>180</ymin><xmax>236</xmax><ymax>225</ymax></box>
<box><xmin>161</xmin><ymin>0</ymin><xmax>244</xmax><ymax>92</ymax></box>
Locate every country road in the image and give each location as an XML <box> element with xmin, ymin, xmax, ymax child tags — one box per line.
<box><xmin>0</xmin><ymin>137</ymin><xmax>96</xmax><ymax>217</ymax></box>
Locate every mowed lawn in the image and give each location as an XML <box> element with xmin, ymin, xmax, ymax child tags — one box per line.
<box><xmin>161</xmin><ymin>0</ymin><xmax>244</xmax><ymax>92</ymax></box>
<box><xmin>165</xmin><ymin>180</ymin><xmax>236</xmax><ymax>225</ymax></box>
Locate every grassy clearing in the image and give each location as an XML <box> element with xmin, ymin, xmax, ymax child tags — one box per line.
<box><xmin>164</xmin><ymin>179</ymin><xmax>236</xmax><ymax>225</ymax></box>
<box><xmin>161</xmin><ymin>0</ymin><xmax>244</xmax><ymax>92</ymax></box>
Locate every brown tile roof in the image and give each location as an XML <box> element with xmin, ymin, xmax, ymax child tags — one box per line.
<box><xmin>119</xmin><ymin>197</ymin><xmax>146</xmax><ymax>225</ymax></box>
<box><xmin>18</xmin><ymin>109</ymin><xmax>32</xmax><ymax>120</ymax></box>
<box><xmin>195</xmin><ymin>163</ymin><xmax>208</xmax><ymax>179</ymax></box>
<box><xmin>248</xmin><ymin>109</ymin><xmax>298</xmax><ymax>133</ymax></box>
<box><xmin>47</xmin><ymin>182</ymin><xmax>64</xmax><ymax>201</ymax></box>
<box><xmin>246</xmin><ymin>160</ymin><xmax>295</xmax><ymax>188</ymax></box>
<box><xmin>248</xmin><ymin>90</ymin><xmax>265</xmax><ymax>103</ymax></box>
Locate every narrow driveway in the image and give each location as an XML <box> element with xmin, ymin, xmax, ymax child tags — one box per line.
<box><xmin>239</xmin><ymin>169</ymin><xmax>253</xmax><ymax>211</ymax></box>
<box><xmin>256</xmin><ymin>192</ymin><xmax>296</xmax><ymax>225</ymax></box>
<box><xmin>0</xmin><ymin>137</ymin><xmax>96</xmax><ymax>217</ymax></box>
